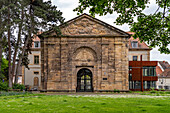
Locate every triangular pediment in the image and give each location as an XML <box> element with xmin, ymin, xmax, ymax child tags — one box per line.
<box><xmin>60</xmin><ymin>14</ymin><xmax>129</xmax><ymax>37</ymax></box>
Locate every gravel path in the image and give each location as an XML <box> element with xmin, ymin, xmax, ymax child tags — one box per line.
<box><xmin>68</xmin><ymin>94</ymin><xmax>170</xmax><ymax>98</ymax></box>
<box><xmin>34</xmin><ymin>92</ymin><xmax>170</xmax><ymax>98</ymax></box>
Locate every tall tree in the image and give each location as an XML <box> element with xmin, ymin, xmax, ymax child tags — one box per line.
<box><xmin>0</xmin><ymin>0</ymin><xmax>8</xmax><ymax>80</ymax></box>
<box><xmin>0</xmin><ymin>0</ymin><xmax>65</xmax><ymax>86</ymax></box>
<box><xmin>7</xmin><ymin>0</ymin><xmax>12</xmax><ymax>88</ymax></box>
<box><xmin>74</xmin><ymin>0</ymin><xmax>170</xmax><ymax>54</ymax></box>
<box><xmin>15</xmin><ymin>0</ymin><xmax>65</xmax><ymax>83</ymax></box>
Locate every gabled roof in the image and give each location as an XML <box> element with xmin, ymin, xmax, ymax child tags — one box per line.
<box><xmin>159</xmin><ymin>61</ymin><xmax>170</xmax><ymax>70</ymax></box>
<box><xmin>59</xmin><ymin>13</ymin><xmax>130</xmax><ymax>37</ymax></box>
<box><xmin>158</xmin><ymin>61</ymin><xmax>170</xmax><ymax>77</ymax></box>
<box><xmin>127</xmin><ymin>32</ymin><xmax>152</xmax><ymax>50</ymax></box>
<box><xmin>160</xmin><ymin>68</ymin><xmax>170</xmax><ymax>77</ymax></box>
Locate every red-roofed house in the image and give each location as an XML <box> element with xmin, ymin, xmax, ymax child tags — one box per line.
<box><xmin>157</xmin><ymin>61</ymin><xmax>170</xmax><ymax>90</ymax></box>
<box><xmin>128</xmin><ymin>32</ymin><xmax>158</xmax><ymax>91</ymax></box>
<box><xmin>127</xmin><ymin>32</ymin><xmax>152</xmax><ymax>61</ymax></box>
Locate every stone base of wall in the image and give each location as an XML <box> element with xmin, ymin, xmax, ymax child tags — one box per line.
<box><xmin>40</xmin><ymin>89</ymin><xmax>129</xmax><ymax>93</ymax></box>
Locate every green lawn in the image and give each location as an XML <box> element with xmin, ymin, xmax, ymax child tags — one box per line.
<box><xmin>0</xmin><ymin>94</ymin><xmax>170</xmax><ymax>113</ymax></box>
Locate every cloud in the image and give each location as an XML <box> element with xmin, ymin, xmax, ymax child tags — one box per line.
<box><xmin>150</xmin><ymin>45</ymin><xmax>170</xmax><ymax>63</ymax></box>
<box><xmin>52</xmin><ymin>0</ymin><xmax>78</xmax><ymax>9</ymax></box>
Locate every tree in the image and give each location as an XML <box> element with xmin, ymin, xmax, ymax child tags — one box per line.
<box><xmin>74</xmin><ymin>0</ymin><xmax>170</xmax><ymax>54</ymax></box>
<box><xmin>15</xmin><ymin>0</ymin><xmax>65</xmax><ymax>84</ymax></box>
<box><xmin>0</xmin><ymin>0</ymin><xmax>65</xmax><ymax>87</ymax></box>
<box><xmin>0</xmin><ymin>56</ymin><xmax>8</xmax><ymax>80</ymax></box>
<box><xmin>0</xmin><ymin>0</ymin><xmax>8</xmax><ymax>84</ymax></box>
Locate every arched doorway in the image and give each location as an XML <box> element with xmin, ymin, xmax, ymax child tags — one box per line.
<box><xmin>77</xmin><ymin>68</ymin><xmax>93</xmax><ymax>92</ymax></box>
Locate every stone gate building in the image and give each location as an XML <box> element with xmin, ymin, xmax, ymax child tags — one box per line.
<box><xmin>39</xmin><ymin>14</ymin><xmax>130</xmax><ymax>92</ymax></box>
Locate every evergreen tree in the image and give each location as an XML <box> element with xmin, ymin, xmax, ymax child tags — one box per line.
<box><xmin>0</xmin><ymin>0</ymin><xmax>65</xmax><ymax>87</ymax></box>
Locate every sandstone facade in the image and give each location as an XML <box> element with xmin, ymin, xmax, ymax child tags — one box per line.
<box><xmin>40</xmin><ymin>14</ymin><xmax>130</xmax><ymax>92</ymax></box>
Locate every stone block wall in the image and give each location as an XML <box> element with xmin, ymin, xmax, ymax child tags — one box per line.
<box><xmin>40</xmin><ymin>14</ymin><xmax>129</xmax><ymax>92</ymax></box>
<box><xmin>41</xmin><ymin>36</ymin><xmax>129</xmax><ymax>91</ymax></box>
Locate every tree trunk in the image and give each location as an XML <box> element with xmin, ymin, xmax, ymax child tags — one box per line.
<box><xmin>16</xmin><ymin>4</ymin><xmax>34</xmax><ymax>84</ymax></box>
<box><xmin>15</xmin><ymin>35</ymin><xmax>30</xmax><ymax>84</ymax></box>
<box><xmin>13</xmin><ymin>8</ymin><xmax>24</xmax><ymax>84</ymax></box>
<box><xmin>8</xmin><ymin>6</ymin><xmax>12</xmax><ymax>88</ymax></box>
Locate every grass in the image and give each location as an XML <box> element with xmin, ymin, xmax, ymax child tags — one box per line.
<box><xmin>0</xmin><ymin>94</ymin><xmax>170</xmax><ymax>113</ymax></box>
<box><xmin>129</xmin><ymin>91</ymin><xmax>170</xmax><ymax>96</ymax></box>
<box><xmin>0</xmin><ymin>91</ymin><xmax>32</xmax><ymax>96</ymax></box>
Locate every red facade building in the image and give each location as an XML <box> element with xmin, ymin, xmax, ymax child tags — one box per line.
<box><xmin>129</xmin><ymin>60</ymin><xmax>158</xmax><ymax>91</ymax></box>
<box><xmin>128</xmin><ymin>32</ymin><xmax>158</xmax><ymax>91</ymax></box>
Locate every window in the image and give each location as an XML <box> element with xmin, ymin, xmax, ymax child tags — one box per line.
<box><xmin>103</xmin><ymin>78</ymin><xmax>107</xmax><ymax>80</ymax></box>
<box><xmin>34</xmin><ymin>41</ymin><xmax>40</xmax><ymax>48</ymax></box>
<box><xmin>143</xmin><ymin>81</ymin><xmax>156</xmax><ymax>89</ymax></box>
<box><xmin>134</xmin><ymin>81</ymin><xmax>141</xmax><ymax>89</ymax></box>
<box><xmin>143</xmin><ymin>81</ymin><xmax>147</xmax><ymax>89</ymax></box>
<box><xmin>152</xmin><ymin>81</ymin><xmax>156</xmax><ymax>89</ymax></box>
<box><xmin>158</xmin><ymin>86</ymin><xmax>163</xmax><ymax>89</ymax></box>
<box><xmin>131</xmin><ymin>41</ymin><xmax>138</xmax><ymax>48</ymax></box>
<box><xmin>164</xmin><ymin>86</ymin><xmax>170</xmax><ymax>90</ymax></box>
<box><xmin>34</xmin><ymin>56</ymin><xmax>39</xmax><ymax>64</ymax></box>
<box><xmin>129</xmin><ymin>81</ymin><xmax>132</xmax><ymax>89</ymax></box>
<box><xmin>34</xmin><ymin>71</ymin><xmax>39</xmax><ymax>75</ymax></box>
<box><xmin>129</xmin><ymin>73</ymin><xmax>132</xmax><ymax>81</ymax></box>
<box><xmin>129</xmin><ymin>81</ymin><xmax>135</xmax><ymax>89</ymax></box>
<box><xmin>143</xmin><ymin>66</ymin><xmax>156</xmax><ymax>76</ymax></box>
<box><xmin>133</xmin><ymin>56</ymin><xmax>138</xmax><ymax>61</ymax></box>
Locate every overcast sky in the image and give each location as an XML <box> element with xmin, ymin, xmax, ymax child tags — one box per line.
<box><xmin>49</xmin><ymin>0</ymin><xmax>170</xmax><ymax>63</ymax></box>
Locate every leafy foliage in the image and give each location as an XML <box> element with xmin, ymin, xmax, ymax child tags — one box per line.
<box><xmin>0</xmin><ymin>80</ymin><xmax>8</xmax><ymax>91</ymax></box>
<box><xmin>74</xmin><ymin>0</ymin><xmax>170</xmax><ymax>54</ymax></box>
<box><xmin>0</xmin><ymin>57</ymin><xmax>8</xmax><ymax>80</ymax></box>
<box><xmin>12</xmin><ymin>83</ymin><xmax>25</xmax><ymax>91</ymax></box>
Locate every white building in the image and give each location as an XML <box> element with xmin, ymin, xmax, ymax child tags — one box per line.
<box><xmin>22</xmin><ymin>36</ymin><xmax>41</xmax><ymax>90</ymax></box>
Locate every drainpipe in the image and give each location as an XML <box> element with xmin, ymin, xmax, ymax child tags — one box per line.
<box><xmin>140</xmin><ymin>55</ymin><xmax>144</xmax><ymax>92</ymax></box>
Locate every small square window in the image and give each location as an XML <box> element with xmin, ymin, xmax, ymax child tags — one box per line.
<box><xmin>133</xmin><ymin>56</ymin><xmax>138</xmax><ymax>61</ymax></box>
<box><xmin>34</xmin><ymin>72</ymin><xmax>39</xmax><ymax>75</ymax></box>
<box><xmin>103</xmin><ymin>78</ymin><xmax>107</xmax><ymax>80</ymax></box>
<box><xmin>34</xmin><ymin>41</ymin><xmax>40</xmax><ymax>48</ymax></box>
<box><xmin>131</xmin><ymin>41</ymin><xmax>138</xmax><ymax>48</ymax></box>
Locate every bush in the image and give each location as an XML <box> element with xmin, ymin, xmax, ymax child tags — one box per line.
<box><xmin>114</xmin><ymin>89</ymin><xmax>120</xmax><ymax>93</ymax></box>
<box><xmin>0</xmin><ymin>81</ymin><xmax>9</xmax><ymax>91</ymax></box>
<box><xmin>150</xmin><ymin>87</ymin><xmax>156</xmax><ymax>93</ymax></box>
<box><xmin>158</xmin><ymin>89</ymin><xmax>165</xmax><ymax>91</ymax></box>
<box><xmin>13</xmin><ymin>84</ymin><xmax>25</xmax><ymax>91</ymax></box>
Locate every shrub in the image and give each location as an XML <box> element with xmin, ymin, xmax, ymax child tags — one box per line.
<box><xmin>0</xmin><ymin>81</ymin><xmax>9</xmax><ymax>91</ymax></box>
<box><xmin>129</xmin><ymin>91</ymin><xmax>133</xmax><ymax>93</ymax></box>
<box><xmin>13</xmin><ymin>84</ymin><xmax>25</xmax><ymax>91</ymax></box>
<box><xmin>150</xmin><ymin>87</ymin><xmax>156</xmax><ymax>93</ymax></box>
<box><xmin>158</xmin><ymin>89</ymin><xmax>165</xmax><ymax>91</ymax></box>
<box><xmin>114</xmin><ymin>89</ymin><xmax>117</xmax><ymax>93</ymax></box>
<box><xmin>114</xmin><ymin>89</ymin><xmax>120</xmax><ymax>93</ymax></box>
